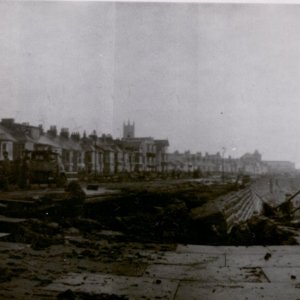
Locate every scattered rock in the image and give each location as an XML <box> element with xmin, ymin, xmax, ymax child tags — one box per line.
<box><xmin>229</xmin><ymin>216</ymin><xmax>298</xmax><ymax>245</ymax></box>
<box><xmin>57</xmin><ymin>289</ymin><xmax>76</xmax><ymax>300</ymax></box>
<box><xmin>0</xmin><ymin>267</ymin><xmax>12</xmax><ymax>283</ymax></box>
<box><xmin>64</xmin><ymin>227</ymin><xmax>81</xmax><ymax>236</ymax></box>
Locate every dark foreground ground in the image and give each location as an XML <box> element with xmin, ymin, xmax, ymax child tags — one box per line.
<box><xmin>0</xmin><ymin>178</ymin><xmax>299</xmax><ymax>299</ymax></box>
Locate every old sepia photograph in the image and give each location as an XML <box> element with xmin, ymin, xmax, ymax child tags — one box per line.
<box><xmin>0</xmin><ymin>0</ymin><xmax>299</xmax><ymax>298</ymax></box>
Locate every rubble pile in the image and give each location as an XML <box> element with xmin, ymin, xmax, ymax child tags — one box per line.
<box><xmin>228</xmin><ymin>215</ymin><xmax>298</xmax><ymax>245</ymax></box>
<box><xmin>82</xmin><ymin>182</ymin><xmax>242</xmax><ymax>244</ymax></box>
<box><xmin>7</xmin><ymin>219</ymin><xmax>64</xmax><ymax>250</ymax></box>
<box><xmin>0</xmin><ymin>177</ymin><xmax>299</xmax><ymax>298</ymax></box>
<box><xmin>81</xmin><ymin>180</ymin><xmax>299</xmax><ymax>245</ymax></box>
<box><xmin>1</xmin><ymin>179</ymin><xmax>299</xmax><ymax>251</ymax></box>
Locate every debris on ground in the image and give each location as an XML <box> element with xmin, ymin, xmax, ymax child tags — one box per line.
<box><xmin>264</xmin><ymin>252</ymin><xmax>272</xmax><ymax>260</ymax></box>
<box><xmin>56</xmin><ymin>289</ymin><xmax>129</xmax><ymax>300</ymax></box>
<box><xmin>0</xmin><ymin>177</ymin><xmax>299</xmax><ymax>298</ymax></box>
<box><xmin>228</xmin><ymin>215</ymin><xmax>298</xmax><ymax>245</ymax></box>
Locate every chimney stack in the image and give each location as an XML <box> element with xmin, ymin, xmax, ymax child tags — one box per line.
<box><xmin>60</xmin><ymin>128</ymin><xmax>69</xmax><ymax>139</ymax></box>
<box><xmin>71</xmin><ymin>132</ymin><xmax>81</xmax><ymax>142</ymax></box>
<box><xmin>1</xmin><ymin>118</ymin><xmax>15</xmax><ymax>128</ymax></box>
<box><xmin>47</xmin><ymin>125</ymin><xmax>57</xmax><ymax>137</ymax></box>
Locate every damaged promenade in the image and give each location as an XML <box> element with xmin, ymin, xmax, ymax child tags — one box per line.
<box><xmin>0</xmin><ymin>175</ymin><xmax>299</xmax><ymax>299</ymax></box>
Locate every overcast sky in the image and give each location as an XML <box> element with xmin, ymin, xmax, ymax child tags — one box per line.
<box><xmin>2</xmin><ymin>2</ymin><xmax>300</xmax><ymax>165</ymax></box>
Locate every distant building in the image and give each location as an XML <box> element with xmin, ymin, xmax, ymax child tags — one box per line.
<box><xmin>168</xmin><ymin>150</ymin><xmax>269</xmax><ymax>176</ymax></box>
<box><xmin>0</xmin><ymin>118</ymin><xmax>42</xmax><ymax>159</ymax></box>
<box><xmin>167</xmin><ymin>151</ymin><xmax>222</xmax><ymax>173</ymax></box>
<box><xmin>122</xmin><ymin>121</ymin><xmax>169</xmax><ymax>172</ymax></box>
<box><xmin>2</xmin><ymin>116</ymin><xmax>298</xmax><ymax>178</ymax></box>
<box><xmin>240</xmin><ymin>150</ymin><xmax>268</xmax><ymax>175</ymax></box>
<box><xmin>264</xmin><ymin>160</ymin><xmax>296</xmax><ymax>174</ymax></box>
<box><xmin>0</xmin><ymin>124</ymin><xmax>16</xmax><ymax>160</ymax></box>
<box><xmin>123</xmin><ymin>121</ymin><xmax>135</xmax><ymax>139</ymax></box>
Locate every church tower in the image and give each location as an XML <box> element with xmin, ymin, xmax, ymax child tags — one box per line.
<box><xmin>123</xmin><ymin>121</ymin><xmax>135</xmax><ymax>139</ymax></box>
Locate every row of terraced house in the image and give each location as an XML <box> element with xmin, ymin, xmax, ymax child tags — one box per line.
<box><xmin>167</xmin><ymin>149</ymin><xmax>296</xmax><ymax>175</ymax></box>
<box><xmin>0</xmin><ymin>119</ymin><xmax>169</xmax><ymax>175</ymax></box>
<box><xmin>0</xmin><ymin>118</ymin><xmax>296</xmax><ymax>177</ymax></box>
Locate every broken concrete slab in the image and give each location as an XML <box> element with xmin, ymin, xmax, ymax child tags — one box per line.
<box><xmin>176</xmin><ymin>244</ymin><xmax>226</xmax><ymax>254</ymax></box>
<box><xmin>97</xmin><ymin>230</ymin><xmax>124</xmax><ymax>238</ymax></box>
<box><xmin>82</xmin><ymin>184</ymin><xmax>120</xmax><ymax>204</ymax></box>
<box><xmin>0</xmin><ymin>215</ymin><xmax>26</xmax><ymax>223</ymax></box>
<box><xmin>0</xmin><ymin>215</ymin><xmax>27</xmax><ymax>233</ymax></box>
<box><xmin>144</xmin><ymin>264</ymin><xmax>268</xmax><ymax>283</ymax></box>
<box><xmin>123</xmin><ymin>249</ymin><xmax>226</xmax><ymax>267</ymax></box>
<box><xmin>226</xmin><ymin>252</ymin><xmax>300</xmax><ymax>267</ymax></box>
<box><xmin>0</xmin><ymin>241</ymin><xmax>29</xmax><ymax>251</ymax></box>
<box><xmin>176</xmin><ymin>244</ymin><xmax>271</xmax><ymax>254</ymax></box>
<box><xmin>267</xmin><ymin>245</ymin><xmax>300</xmax><ymax>254</ymax></box>
<box><xmin>150</xmin><ymin>251</ymin><xmax>226</xmax><ymax>267</ymax></box>
<box><xmin>44</xmin><ymin>272</ymin><xmax>179</xmax><ymax>300</ymax></box>
<box><xmin>262</xmin><ymin>267</ymin><xmax>300</xmax><ymax>283</ymax></box>
<box><xmin>174</xmin><ymin>282</ymin><xmax>299</xmax><ymax>300</ymax></box>
<box><xmin>0</xmin><ymin>233</ymin><xmax>10</xmax><ymax>239</ymax></box>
